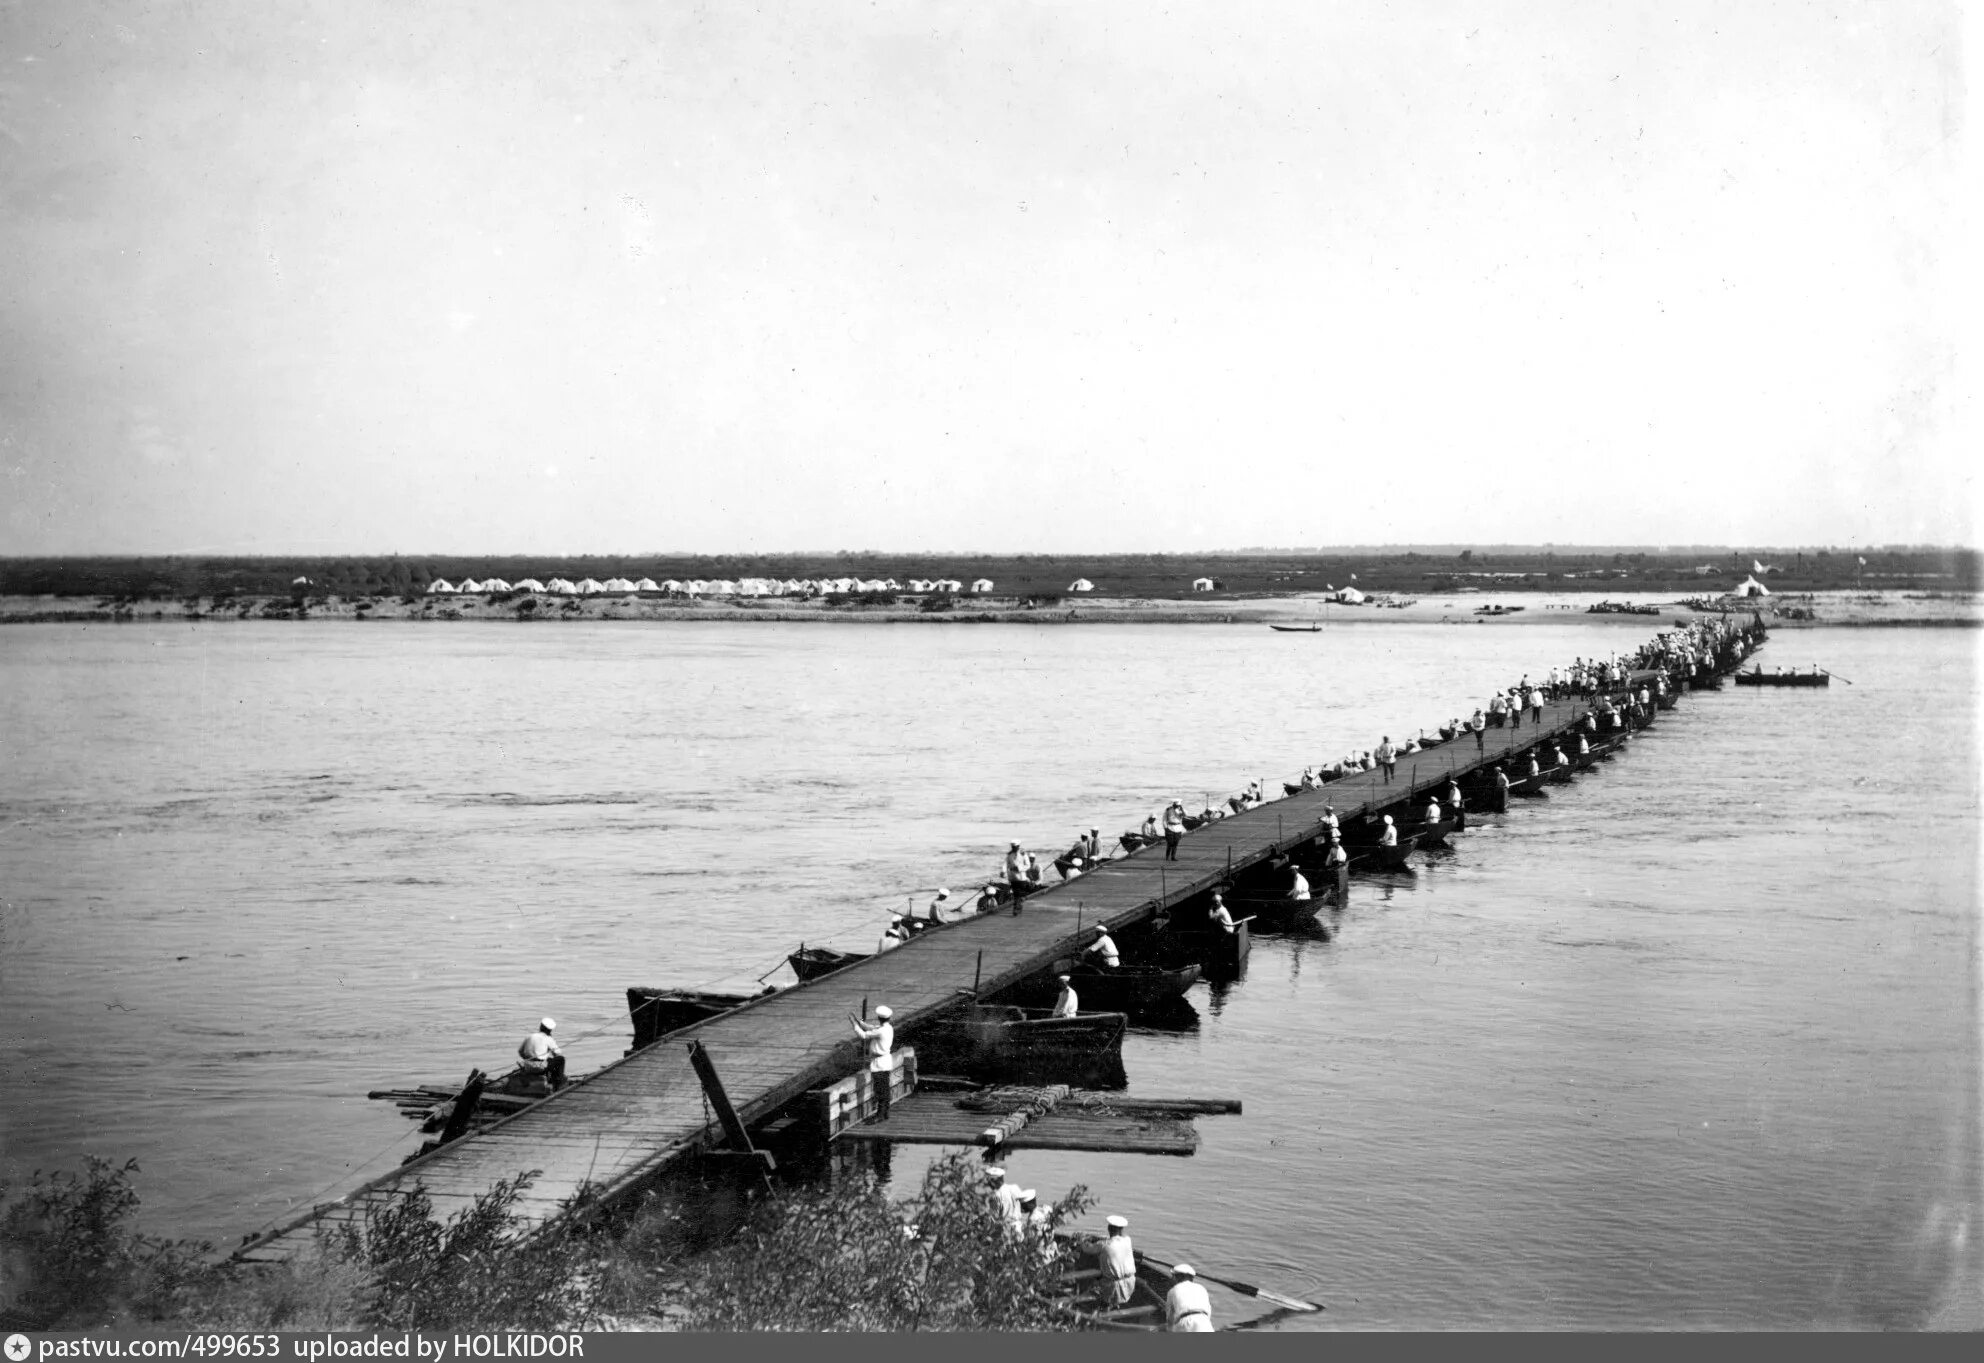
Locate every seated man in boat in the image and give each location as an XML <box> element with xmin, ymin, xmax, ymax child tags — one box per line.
<box><xmin>877</xmin><ymin>915</ymin><xmax>910</xmax><ymax>953</ymax></box>
<box><xmin>1051</xmin><ymin>974</ymin><xmax>1079</xmax><ymax>1018</ymax></box>
<box><xmin>1288</xmin><ymin>865</ymin><xmax>1310</xmax><ymax>900</ymax></box>
<box><xmin>974</xmin><ymin>884</ymin><xmax>1003</xmax><ymax>915</ymax></box>
<box><xmin>1141</xmin><ymin>812</ymin><xmax>1161</xmax><ymax>843</ymax></box>
<box><xmin>1085</xmin><ymin>926</ymin><xmax>1121</xmax><ymax>970</ymax></box>
<box><xmin>1424</xmin><ymin>798</ymin><xmax>1443</xmax><ymax>828</ymax></box>
<box><xmin>1209</xmin><ymin>890</ymin><xmax>1238</xmax><ymax>934</ymax></box>
<box><xmin>926</xmin><ymin>887</ymin><xmax>956</xmax><ymax>922</ymax></box>
<box><xmin>1379</xmin><ymin>815</ymin><xmax>1398</xmax><ymax>847</ymax></box>
<box><xmin>517</xmin><ymin>1018</ymin><xmax>566</xmax><ymax>1091</ymax></box>
<box><xmin>1052</xmin><ymin>840</ymin><xmax>1086</xmax><ymax>880</ymax></box>
<box><xmin>1165</xmin><ymin>1264</ymin><xmax>1214</xmax><ymax>1332</ymax></box>
<box><xmin>1083</xmin><ymin>828</ymin><xmax>1103</xmax><ymax>863</ymax></box>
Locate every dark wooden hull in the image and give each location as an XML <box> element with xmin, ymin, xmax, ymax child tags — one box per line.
<box><xmin>1008</xmin><ymin>963</ymin><xmax>1202</xmax><ymax>1014</ymax></box>
<box><xmin>1352</xmin><ymin>838</ymin><xmax>1416</xmax><ymax>870</ymax></box>
<box><xmin>626</xmin><ymin>986</ymin><xmax>774</xmax><ymax>1050</ymax></box>
<box><xmin>1267</xmin><ymin>624</ymin><xmax>1321</xmax><ymax>632</ymax></box>
<box><xmin>1733</xmin><ymin>670</ymin><xmax>1829</xmax><ymax>687</ymax></box>
<box><xmin>789</xmin><ymin>945</ymin><xmax>866</xmax><ymax>981</ymax></box>
<box><xmin>921</xmin><ymin>1005</ymin><xmax>1127</xmax><ymax>1064</ymax></box>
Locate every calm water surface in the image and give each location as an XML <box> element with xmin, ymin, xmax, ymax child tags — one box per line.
<box><xmin>1</xmin><ymin>620</ymin><xmax>1977</xmax><ymax>1328</ymax></box>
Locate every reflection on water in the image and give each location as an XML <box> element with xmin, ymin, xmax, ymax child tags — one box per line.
<box><xmin>0</xmin><ymin>621</ymin><xmax>1976</xmax><ymax>1327</ymax></box>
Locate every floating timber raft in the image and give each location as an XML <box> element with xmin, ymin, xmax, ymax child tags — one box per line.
<box><xmin>233</xmin><ymin>622</ymin><xmax>1765</xmax><ymax>1263</ymax></box>
<box><xmin>839</xmin><ymin>1084</ymin><xmax>1240</xmax><ymax>1157</ymax></box>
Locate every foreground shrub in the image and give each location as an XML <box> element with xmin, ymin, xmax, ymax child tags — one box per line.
<box><xmin>0</xmin><ymin>1158</ymin><xmax>209</xmax><ymax>1328</ymax></box>
<box><xmin>654</xmin><ymin>1152</ymin><xmax>1090</xmax><ymax>1331</ymax></box>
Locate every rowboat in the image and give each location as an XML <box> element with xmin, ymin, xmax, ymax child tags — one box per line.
<box><xmin>1267</xmin><ymin>623</ymin><xmax>1321</xmax><ymax>633</ymax></box>
<box><xmin>1351</xmin><ymin>837</ymin><xmax>1417</xmax><ymax>870</ymax></box>
<box><xmin>1221</xmin><ymin>894</ymin><xmax>1323</xmax><ymax>931</ymax></box>
<box><xmin>1733</xmin><ymin>668</ymin><xmax>1830</xmax><ymax>687</ymax></box>
<box><xmin>625</xmin><ymin>985</ymin><xmax>776</xmax><ymax>1051</ymax></box>
<box><xmin>1006</xmin><ymin>962</ymin><xmax>1202</xmax><ymax>1015</ymax></box>
<box><xmin>915</xmin><ymin>1004</ymin><xmax>1127</xmax><ymax>1071</ymax></box>
<box><xmin>788</xmin><ymin>945</ymin><xmax>867</xmax><ymax>981</ymax></box>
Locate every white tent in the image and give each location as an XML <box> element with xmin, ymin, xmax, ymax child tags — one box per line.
<box><xmin>971</xmin><ymin>578</ymin><xmax>995</xmax><ymax>593</ymax></box>
<box><xmin>908</xmin><ymin>579</ymin><xmax>932</xmax><ymax>592</ymax></box>
<box><xmin>1068</xmin><ymin>578</ymin><xmax>1095</xmax><ymax>592</ymax></box>
<box><xmin>481</xmin><ymin>578</ymin><xmax>511</xmax><ymax>592</ymax></box>
<box><xmin>1733</xmin><ymin>575</ymin><xmax>1771</xmax><ymax>597</ymax></box>
<box><xmin>685</xmin><ymin>580</ymin><xmax>706</xmax><ymax>594</ymax></box>
<box><xmin>783</xmin><ymin>579</ymin><xmax>807</xmax><ymax>595</ymax></box>
<box><xmin>426</xmin><ymin>579</ymin><xmax>458</xmax><ymax>594</ymax></box>
<box><xmin>1192</xmin><ymin>577</ymin><xmax>1216</xmax><ymax>592</ymax></box>
<box><xmin>577</xmin><ymin>578</ymin><xmax>608</xmax><ymax>594</ymax></box>
<box><xmin>545</xmin><ymin>578</ymin><xmax>578</xmax><ymax>595</ymax></box>
<box><xmin>602</xmin><ymin>577</ymin><xmax>636</xmax><ymax>592</ymax></box>
<box><xmin>1332</xmin><ymin>586</ymin><xmax>1367</xmax><ymax>604</ymax></box>
<box><xmin>659</xmin><ymin>580</ymin><xmax>683</xmax><ymax>593</ymax></box>
<box><xmin>633</xmin><ymin>578</ymin><xmax>659</xmax><ymax>592</ymax></box>
<box><xmin>512</xmin><ymin>578</ymin><xmax>544</xmax><ymax>592</ymax></box>
<box><xmin>456</xmin><ymin>579</ymin><xmax>483</xmax><ymax>593</ymax></box>
<box><xmin>705</xmin><ymin>580</ymin><xmax>738</xmax><ymax>595</ymax></box>
<box><xmin>737</xmin><ymin>579</ymin><xmax>769</xmax><ymax>596</ymax></box>
<box><xmin>933</xmin><ymin>578</ymin><xmax>962</xmax><ymax>593</ymax></box>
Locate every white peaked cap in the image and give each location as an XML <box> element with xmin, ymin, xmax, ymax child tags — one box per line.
<box><xmin>1106</xmin><ymin>1215</ymin><xmax>1128</xmax><ymax>1229</ymax></box>
<box><xmin>541</xmin><ymin>1018</ymin><xmax>556</xmax><ymax>1031</ymax></box>
<box><xmin>934</xmin><ymin>888</ymin><xmax>949</xmax><ymax>898</ymax></box>
<box><xmin>1173</xmin><ymin>1264</ymin><xmax>1196</xmax><ymax>1278</ymax></box>
<box><xmin>874</xmin><ymin>1005</ymin><xmax>892</xmax><ymax>1018</ymax></box>
<box><xmin>985</xmin><ymin>1166</ymin><xmax>1005</xmax><ymax>1179</ymax></box>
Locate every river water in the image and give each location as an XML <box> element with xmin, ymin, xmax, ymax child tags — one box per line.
<box><xmin>1</xmin><ymin>619</ymin><xmax>1977</xmax><ymax>1328</ymax></box>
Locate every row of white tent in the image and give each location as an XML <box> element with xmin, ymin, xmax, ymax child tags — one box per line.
<box><xmin>426</xmin><ymin>576</ymin><xmax>1000</xmax><ymax>596</ymax></box>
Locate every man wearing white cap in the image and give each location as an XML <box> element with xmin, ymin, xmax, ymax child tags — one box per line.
<box><xmin>983</xmin><ymin>1165</ymin><xmax>1021</xmax><ymax>1224</ymax></box>
<box><xmin>1051</xmin><ymin>974</ymin><xmax>1078</xmax><ymax>1018</ymax></box>
<box><xmin>850</xmin><ymin>1004</ymin><xmax>896</xmax><ymax>1120</ymax></box>
<box><xmin>1165</xmin><ymin>1264</ymin><xmax>1213</xmax><ymax>1331</ymax></box>
<box><xmin>1004</xmin><ymin>841</ymin><xmax>1027</xmax><ymax>888</ymax></box>
<box><xmin>1084</xmin><ymin>927</ymin><xmax>1120</xmax><ymax>969</ymax></box>
<box><xmin>1099</xmin><ymin>1215</ymin><xmax>1137</xmax><ymax>1307</ymax></box>
<box><xmin>517</xmin><ymin>1017</ymin><xmax>564</xmax><ymax>1090</ymax></box>
<box><xmin>1208</xmin><ymin>890</ymin><xmax>1236</xmax><ymax>935</ymax></box>
<box><xmin>1379</xmin><ymin>815</ymin><xmax>1398</xmax><ymax>847</ymax></box>
<box><xmin>877</xmin><ymin>916</ymin><xmax>909</xmax><ymax>954</ymax></box>
<box><xmin>926</xmin><ymin>887</ymin><xmax>954</xmax><ymax>922</ymax></box>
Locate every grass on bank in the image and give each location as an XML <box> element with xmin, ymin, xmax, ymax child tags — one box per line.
<box><xmin>0</xmin><ymin>1154</ymin><xmax>1094</xmax><ymax>1332</ymax></box>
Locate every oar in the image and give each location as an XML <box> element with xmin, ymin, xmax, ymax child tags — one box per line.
<box><xmin>1135</xmin><ymin>1251</ymin><xmax>1322</xmax><ymax>1313</ymax></box>
<box><xmin>1825</xmin><ymin>670</ymin><xmax>1854</xmax><ymax>685</ymax></box>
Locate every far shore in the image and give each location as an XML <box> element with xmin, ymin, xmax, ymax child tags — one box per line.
<box><xmin>2</xmin><ymin>589</ymin><xmax>1975</xmax><ymax>629</ymax></box>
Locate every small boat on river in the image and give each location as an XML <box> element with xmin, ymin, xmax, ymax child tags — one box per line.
<box><xmin>1006</xmin><ymin>962</ymin><xmax>1202</xmax><ymax>1015</ymax></box>
<box><xmin>916</xmin><ymin>1003</ymin><xmax>1127</xmax><ymax>1071</ymax></box>
<box><xmin>1733</xmin><ymin>668</ymin><xmax>1830</xmax><ymax>687</ymax></box>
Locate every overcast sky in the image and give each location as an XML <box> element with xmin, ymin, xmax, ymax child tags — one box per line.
<box><xmin>0</xmin><ymin>1</ymin><xmax>1972</xmax><ymax>555</ymax></box>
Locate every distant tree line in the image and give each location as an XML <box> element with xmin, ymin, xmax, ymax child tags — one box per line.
<box><xmin>0</xmin><ymin>548</ymin><xmax>1973</xmax><ymax>600</ymax></box>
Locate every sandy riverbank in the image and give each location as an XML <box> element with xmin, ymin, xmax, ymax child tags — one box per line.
<box><xmin>2</xmin><ymin>589</ymin><xmax>1976</xmax><ymax>628</ymax></box>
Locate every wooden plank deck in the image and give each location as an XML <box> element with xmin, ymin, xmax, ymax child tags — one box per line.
<box><xmin>232</xmin><ymin>684</ymin><xmax>1644</xmax><ymax>1263</ymax></box>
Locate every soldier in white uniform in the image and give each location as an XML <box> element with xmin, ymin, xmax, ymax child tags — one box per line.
<box><xmin>1051</xmin><ymin>974</ymin><xmax>1079</xmax><ymax>1018</ymax></box>
<box><xmin>850</xmin><ymin>1004</ymin><xmax>895</xmax><ymax>1119</ymax></box>
<box><xmin>1165</xmin><ymin>1264</ymin><xmax>1214</xmax><ymax>1332</ymax></box>
<box><xmin>1099</xmin><ymin>1215</ymin><xmax>1137</xmax><ymax>1307</ymax></box>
